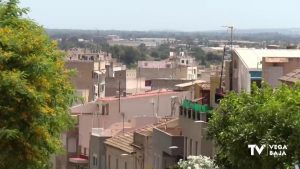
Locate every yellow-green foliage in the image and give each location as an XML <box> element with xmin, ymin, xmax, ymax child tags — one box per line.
<box><xmin>0</xmin><ymin>0</ymin><xmax>76</xmax><ymax>168</ymax></box>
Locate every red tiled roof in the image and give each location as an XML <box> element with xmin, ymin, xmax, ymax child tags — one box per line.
<box><xmin>104</xmin><ymin>118</ymin><xmax>177</xmax><ymax>153</ymax></box>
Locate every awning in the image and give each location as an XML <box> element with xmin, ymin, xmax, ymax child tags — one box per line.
<box><xmin>264</xmin><ymin>57</ymin><xmax>289</xmax><ymax>63</ymax></box>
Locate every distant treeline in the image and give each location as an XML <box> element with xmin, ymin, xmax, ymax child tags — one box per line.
<box><xmin>46</xmin><ymin>28</ymin><xmax>300</xmax><ymax>43</ymax></box>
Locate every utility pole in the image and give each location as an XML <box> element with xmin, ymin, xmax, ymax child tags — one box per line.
<box><xmin>122</xmin><ymin>112</ymin><xmax>125</xmax><ymax>134</ymax></box>
<box><xmin>118</xmin><ymin>80</ymin><xmax>125</xmax><ymax>134</ymax></box>
<box><xmin>219</xmin><ymin>45</ymin><xmax>226</xmax><ymax>90</ymax></box>
<box><xmin>156</xmin><ymin>89</ymin><xmax>160</xmax><ymax>117</ymax></box>
<box><xmin>222</xmin><ymin>25</ymin><xmax>234</xmax><ymax>58</ymax></box>
<box><xmin>222</xmin><ymin>25</ymin><xmax>234</xmax><ymax>90</ymax></box>
<box><xmin>118</xmin><ymin>80</ymin><xmax>121</xmax><ymax>113</ymax></box>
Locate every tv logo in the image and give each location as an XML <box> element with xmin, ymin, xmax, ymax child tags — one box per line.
<box><xmin>248</xmin><ymin>144</ymin><xmax>266</xmax><ymax>156</ymax></box>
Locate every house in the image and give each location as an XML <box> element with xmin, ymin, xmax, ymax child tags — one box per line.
<box><xmin>105</xmin><ymin>131</ymin><xmax>135</xmax><ymax>169</ymax></box>
<box><xmin>138</xmin><ymin>66</ymin><xmax>197</xmax><ymax>86</ymax></box>
<box><xmin>89</xmin><ymin>129</ymin><xmax>115</xmax><ymax>169</ymax></box>
<box><xmin>138</xmin><ymin>60</ymin><xmax>171</xmax><ymax>69</ymax></box>
<box><xmin>262</xmin><ymin>56</ymin><xmax>300</xmax><ymax>88</ymax></box>
<box><xmin>137</xmin><ymin>52</ymin><xmax>198</xmax><ymax>84</ymax></box>
<box><xmin>66</xmin><ymin>48</ymin><xmax>112</xmax><ymax>61</ymax></box>
<box><xmin>65</xmin><ymin>60</ymin><xmax>95</xmax><ymax>102</ymax></box>
<box><xmin>103</xmin><ymin>118</ymin><xmax>178</xmax><ymax>169</ymax></box>
<box><xmin>231</xmin><ymin>48</ymin><xmax>300</xmax><ymax>92</ymax></box>
<box><xmin>175</xmin><ymin>80</ymin><xmax>208</xmax><ymax>101</ymax></box>
<box><xmin>66</xmin><ymin>51</ymin><xmax>128</xmax><ymax>101</ymax></box>
<box><xmin>152</xmin><ymin>119</ymin><xmax>184</xmax><ymax>169</ymax></box>
<box><xmin>105</xmin><ymin>69</ymin><xmax>146</xmax><ymax>97</ymax></box>
<box><xmin>175</xmin><ymin>74</ymin><xmax>221</xmax><ymax>108</ymax></box>
<box><xmin>70</xmin><ymin>90</ymin><xmax>191</xmax><ymax>165</ymax></box>
<box><xmin>179</xmin><ymin>100</ymin><xmax>215</xmax><ymax>158</ymax></box>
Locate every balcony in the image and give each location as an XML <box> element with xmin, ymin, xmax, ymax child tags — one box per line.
<box><xmin>180</xmin><ymin>99</ymin><xmax>212</xmax><ymax>122</ymax></box>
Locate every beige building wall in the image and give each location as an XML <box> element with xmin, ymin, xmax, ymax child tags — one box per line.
<box><xmin>66</xmin><ymin>60</ymin><xmax>94</xmax><ymax>102</ymax></box>
<box><xmin>76</xmin><ymin>89</ymin><xmax>89</xmax><ymax>104</ymax></box>
<box><xmin>179</xmin><ymin>115</ymin><xmax>214</xmax><ymax>158</ymax></box>
<box><xmin>106</xmin><ymin>146</ymin><xmax>135</xmax><ymax>169</ymax></box>
<box><xmin>151</xmin><ymin>79</ymin><xmax>192</xmax><ymax>90</ymax></box>
<box><xmin>74</xmin><ymin>91</ymin><xmax>191</xmax><ymax>157</ymax></box>
<box><xmin>262</xmin><ymin>57</ymin><xmax>300</xmax><ymax>88</ymax></box>
<box><xmin>138</xmin><ymin>67</ymin><xmax>189</xmax><ymax>80</ymax></box>
<box><xmin>105</xmin><ymin>69</ymin><xmax>146</xmax><ymax>97</ymax></box>
<box><xmin>187</xmin><ymin>66</ymin><xmax>198</xmax><ymax>80</ymax></box>
<box><xmin>133</xmin><ymin>132</ymin><xmax>153</xmax><ymax>169</ymax></box>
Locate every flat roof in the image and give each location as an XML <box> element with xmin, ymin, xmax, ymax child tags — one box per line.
<box><xmin>234</xmin><ymin>48</ymin><xmax>300</xmax><ymax>70</ymax></box>
<box><xmin>97</xmin><ymin>89</ymin><xmax>179</xmax><ymax>102</ymax></box>
<box><xmin>175</xmin><ymin>80</ymin><xmax>207</xmax><ymax>88</ymax></box>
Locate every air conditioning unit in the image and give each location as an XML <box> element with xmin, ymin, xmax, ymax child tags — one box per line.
<box><xmin>91</xmin><ymin>128</ymin><xmax>104</xmax><ymax>136</ymax></box>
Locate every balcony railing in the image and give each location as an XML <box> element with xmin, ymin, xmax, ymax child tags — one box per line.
<box><xmin>181</xmin><ymin>99</ymin><xmax>211</xmax><ymax>113</ymax></box>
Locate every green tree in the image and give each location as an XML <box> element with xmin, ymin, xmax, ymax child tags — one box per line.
<box><xmin>208</xmin><ymin>83</ymin><xmax>300</xmax><ymax>169</ymax></box>
<box><xmin>0</xmin><ymin>1</ymin><xmax>76</xmax><ymax>168</ymax></box>
<box><xmin>109</xmin><ymin>45</ymin><xmax>146</xmax><ymax>66</ymax></box>
<box><xmin>121</xmin><ymin>47</ymin><xmax>139</xmax><ymax>66</ymax></box>
<box><xmin>191</xmin><ymin>47</ymin><xmax>205</xmax><ymax>64</ymax></box>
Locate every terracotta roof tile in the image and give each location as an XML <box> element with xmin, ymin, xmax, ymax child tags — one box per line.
<box><xmin>279</xmin><ymin>69</ymin><xmax>300</xmax><ymax>84</ymax></box>
<box><xmin>104</xmin><ymin>118</ymin><xmax>177</xmax><ymax>153</ymax></box>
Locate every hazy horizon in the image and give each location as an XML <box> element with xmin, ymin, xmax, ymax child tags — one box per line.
<box><xmin>20</xmin><ymin>0</ymin><xmax>300</xmax><ymax>32</ymax></box>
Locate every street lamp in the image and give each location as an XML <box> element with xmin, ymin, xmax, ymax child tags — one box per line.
<box><xmin>194</xmin><ymin>120</ymin><xmax>205</xmax><ymax>123</ymax></box>
<box><xmin>169</xmin><ymin>146</ymin><xmax>179</xmax><ymax>149</ymax></box>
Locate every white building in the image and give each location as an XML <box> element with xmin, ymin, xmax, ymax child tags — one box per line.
<box><xmin>232</xmin><ymin>48</ymin><xmax>300</xmax><ymax>93</ymax></box>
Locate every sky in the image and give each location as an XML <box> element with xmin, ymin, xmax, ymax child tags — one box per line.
<box><xmin>20</xmin><ymin>0</ymin><xmax>300</xmax><ymax>31</ymax></box>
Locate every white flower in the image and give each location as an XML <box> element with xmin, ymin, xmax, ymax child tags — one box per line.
<box><xmin>177</xmin><ymin>155</ymin><xmax>218</xmax><ymax>169</ymax></box>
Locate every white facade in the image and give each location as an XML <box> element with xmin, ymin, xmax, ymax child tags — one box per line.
<box><xmin>187</xmin><ymin>66</ymin><xmax>198</xmax><ymax>80</ymax></box>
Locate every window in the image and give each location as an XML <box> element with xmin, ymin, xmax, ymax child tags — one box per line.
<box><xmin>102</xmin><ymin>105</ymin><xmax>105</xmax><ymax>115</ymax></box>
<box><xmin>197</xmin><ymin>112</ymin><xmax>201</xmax><ymax>121</ymax></box>
<box><xmin>192</xmin><ymin>110</ymin><xmax>196</xmax><ymax>120</ymax></box>
<box><xmin>93</xmin><ymin>154</ymin><xmax>98</xmax><ymax>166</ymax></box>
<box><xmin>185</xmin><ymin>137</ymin><xmax>188</xmax><ymax>158</ymax></box>
<box><xmin>67</xmin><ymin>137</ymin><xmax>77</xmax><ymax>153</ymax></box>
<box><xmin>102</xmin><ymin>104</ymin><xmax>109</xmax><ymax>115</ymax></box>
<box><xmin>100</xmin><ymin>84</ymin><xmax>104</xmax><ymax>92</ymax></box>
<box><xmin>189</xmin><ymin>139</ymin><xmax>193</xmax><ymax>156</ymax></box>
<box><xmin>188</xmin><ymin>109</ymin><xmax>191</xmax><ymax>119</ymax></box>
<box><xmin>84</xmin><ymin>147</ymin><xmax>87</xmax><ymax>155</ymax></box>
<box><xmin>195</xmin><ymin>141</ymin><xmax>198</xmax><ymax>155</ymax></box>
<box><xmin>181</xmin><ymin>60</ymin><xmax>184</xmax><ymax>63</ymax></box>
<box><xmin>108</xmin><ymin>155</ymin><xmax>111</xmax><ymax>169</ymax></box>
<box><xmin>116</xmin><ymin>158</ymin><xmax>119</xmax><ymax>169</ymax></box>
<box><xmin>145</xmin><ymin>80</ymin><xmax>152</xmax><ymax>87</ymax></box>
<box><xmin>179</xmin><ymin>106</ymin><xmax>183</xmax><ymax>116</ymax></box>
